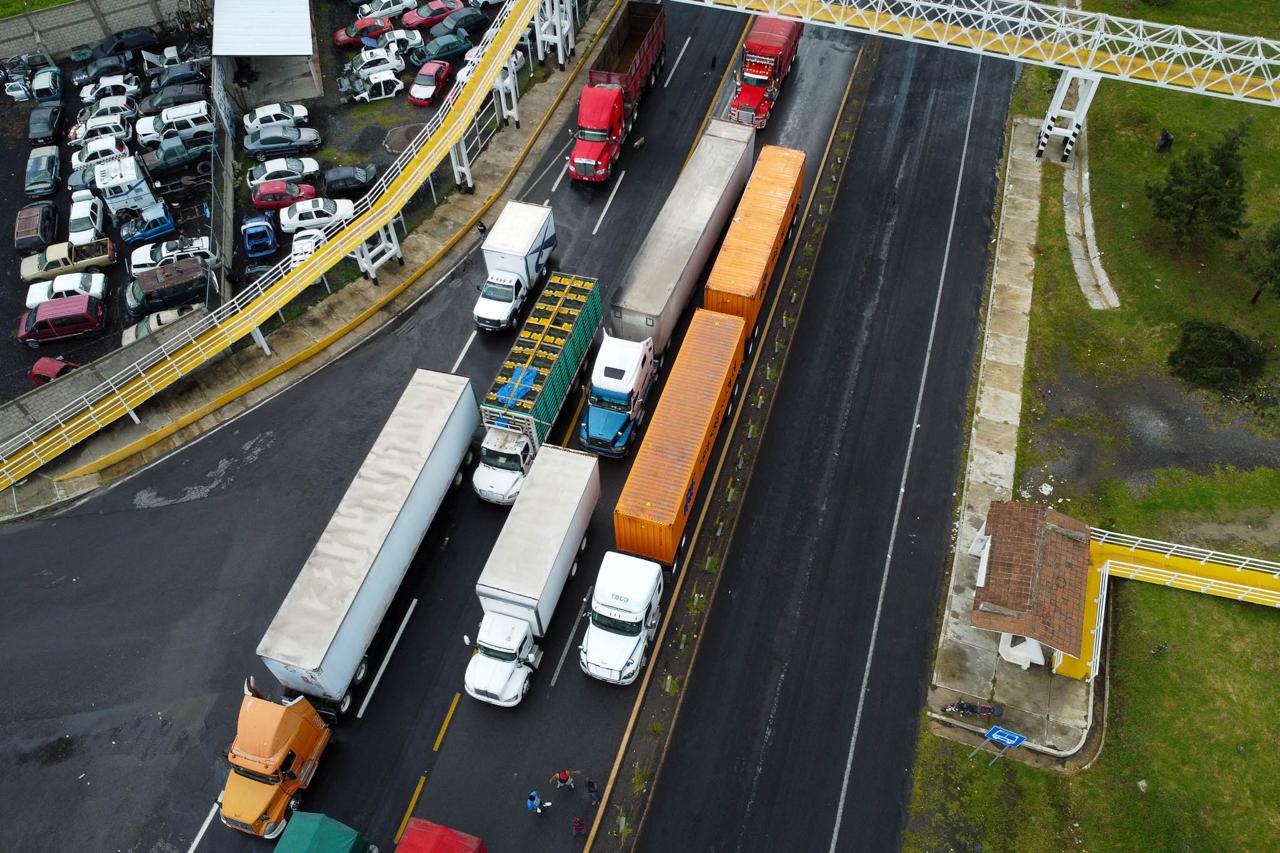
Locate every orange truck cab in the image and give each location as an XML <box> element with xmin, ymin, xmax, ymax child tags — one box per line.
<box><xmin>220</xmin><ymin>678</ymin><xmax>332</xmax><ymax>840</ymax></box>
<box><xmin>729</xmin><ymin>18</ymin><xmax>803</xmax><ymax>128</ymax></box>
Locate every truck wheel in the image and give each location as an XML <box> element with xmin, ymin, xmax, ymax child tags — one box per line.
<box><xmin>579</xmin><ymin>534</ymin><xmax>588</xmax><ymax>554</ymax></box>
<box><xmin>464</xmin><ymin>450</ymin><xmax>474</xmax><ymax>467</ymax></box>
<box><xmin>289</xmin><ymin>798</ymin><xmax>301</xmax><ymax>812</ymax></box>
<box><xmin>571</xmin><ymin>560</ymin><xmax>578</xmax><ymax>579</ymax></box>
<box><xmin>25</xmin><ymin>340</ymin><xmax>40</xmax><ymax>350</ymax></box>
<box><xmin>338</xmin><ymin>692</ymin><xmax>353</xmax><ymax>716</ymax></box>
<box><xmin>521</xmin><ymin>678</ymin><xmax>530</xmax><ymax>701</ymax></box>
<box><xmin>453</xmin><ymin>468</ymin><xmax>464</xmax><ymax>488</ymax></box>
<box><xmin>353</xmin><ymin>657</ymin><xmax>369</xmax><ymax>685</ymax></box>
<box><xmin>256</xmin><ymin>153</ymin><xmax>267</xmax><ymax>162</ymax></box>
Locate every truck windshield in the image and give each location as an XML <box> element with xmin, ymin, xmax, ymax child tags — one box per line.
<box><xmin>231</xmin><ymin>766</ymin><xmax>280</xmax><ymax>786</ymax></box>
<box><xmin>577</xmin><ymin>127</ymin><xmax>608</xmax><ymax>143</ymax></box>
<box><xmin>588</xmin><ymin>389</ymin><xmax>630</xmax><ymax>413</ymax></box>
<box><xmin>478</xmin><ymin>643</ymin><xmax>518</xmax><ymax>662</ymax></box>
<box><xmin>743</xmin><ymin>71</ymin><xmax>771</xmax><ymax>88</ymax></box>
<box><xmin>591</xmin><ymin>610</ymin><xmax>642</xmax><ymax>636</ymax></box>
<box><xmin>480</xmin><ymin>280</ymin><xmax>515</xmax><ymax>302</ymax></box>
<box><xmin>479</xmin><ymin>445</ymin><xmax>522</xmax><ymax>472</ymax></box>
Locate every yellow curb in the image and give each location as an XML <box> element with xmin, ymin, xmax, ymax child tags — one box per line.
<box><xmin>56</xmin><ymin>2</ymin><xmax>627</xmax><ymax>484</ymax></box>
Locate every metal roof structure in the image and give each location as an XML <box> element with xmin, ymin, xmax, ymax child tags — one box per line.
<box><xmin>212</xmin><ymin>0</ymin><xmax>314</xmax><ymax>57</ymax></box>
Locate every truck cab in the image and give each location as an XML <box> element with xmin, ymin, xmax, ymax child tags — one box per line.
<box><xmin>580</xmin><ymin>552</ymin><xmax>663</xmax><ymax>685</ymax></box>
<box><xmin>473</xmin><ymin>271</ymin><xmax>530</xmax><ymax>330</ymax></box>
<box><xmin>579</xmin><ymin>334</ymin><xmax>655</xmax><ymax>456</ymax></box>
<box><xmin>729</xmin><ymin>18</ymin><xmax>803</xmax><ymax>128</ymax></box>
<box><xmin>220</xmin><ymin>679</ymin><xmax>332</xmax><ymax>840</ymax></box>
<box><xmin>464</xmin><ymin>612</ymin><xmax>541</xmax><ymax>706</ymax></box>
<box><xmin>472</xmin><ymin>201</ymin><xmax>556</xmax><ymax>331</ymax></box>
<box><xmin>472</xmin><ymin>427</ymin><xmax>532</xmax><ymax>505</ymax></box>
<box><xmin>570</xmin><ymin>85</ymin><xmax>623</xmax><ymax>182</ymax></box>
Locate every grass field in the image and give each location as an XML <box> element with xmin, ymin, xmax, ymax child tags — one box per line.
<box><xmin>0</xmin><ymin>0</ymin><xmax>67</xmax><ymax>17</ymax></box>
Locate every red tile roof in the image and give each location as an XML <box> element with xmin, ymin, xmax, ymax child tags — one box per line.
<box><xmin>970</xmin><ymin>501</ymin><xmax>1091</xmax><ymax>657</ymax></box>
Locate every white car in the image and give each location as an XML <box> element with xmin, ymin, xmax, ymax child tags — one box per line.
<box><xmin>76</xmin><ymin>95</ymin><xmax>139</xmax><ymax>125</ymax></box>
<box><xmin>129</xmin><ymin>236</ymin><xmax>219</xmax><ymax>275</ymax></box>
<box><xmin>71</xmin><ymin>136</ymin><xmax>128</xmax><ymax>171</ymax></box>
<box><xmin>290</xmin><ymin>229</ymin><xmax>327</xmax><ymax>269</ymax></box>
<box><xmin>80</xmin><ymin>73</ymin><xmax>142</xmax><ymax>104</ymax></box>
<box><xmin>246</xmin><ymin>156</ymin><xmax>321</xmax><ymax>190</ymax></box>
<box><xmin>348</xmin><ymin>70</ymin><xmax>405</xmax><ymax>103</ymax></box>
<box><xmin>345</xmin><ymin>46</ymin><xmax>405</xmax><ymax>80</ymax></box>
<box><xmin>376</xmin><ymin>28</ymin><xmax>424</xmax><ymax>55</ymax></box>
<box><xmin>67</xmin><ymin>191</ymin><xmax>106</xmax><ymax>246</ymax></box>
<box><xmin>357</xmin><ymin>0</ymin><xmax>416</xmax><ymax>19</ymax></box>
<box><xmin>457</xmin><ymin>46</ymin><xmax>525</xmax><ymax>85</ymax></box>
<box><xmin>26</xmin><ymin>272</ymin><xmax>108</xmax><ymax>310</ymax></box>
<box><xmin>279</xmin><ymin>198</ymin><xmax>356</xmax><ymax>234</ymax></box>
<box><xmin>242</xmin><ymin>102</ymin><xmax>310</xmax><ymax>134</ymax></box>
<box><xmin>121</xmin><ymin>304</ymin><xmax>202</xmax><ymax>347</ymax></box>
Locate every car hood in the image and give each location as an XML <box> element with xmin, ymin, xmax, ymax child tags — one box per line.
<box><xmin>464</xmin><ymin>652</ymin><xmax>520</xmax><ymax>701</ymax></box>
<box><xmin>571</xmin><ymin>139</ymin><xmax>608</xmax><ymax>165</ymax></box>
<box><xmin>472</xmin><ymin>463</ymin><xmax>521</xmax><ymax>504</ymax></box>
<box><xmin>586</xmin><ymin>406</ymin><xmax>629</xmax><ymax>442</ymax></box>
<box><xmin>409</xmin><ymin>81</ymin><xmax>438</xmax><ymax>100</ymax></box>
<box><xmin>129</xmin><ymin>244</ymin><xmax>155</xmax><ymax>270</ymax></box>
<box><xmin>221</xmin><ymin>771</ymin><xmax>279</xmax><ymax>826</ymax></box>
<box><xmin>581</xmin><ymin>623</ymin><xmax>643</xmax><ymax>672</ymax></box>
<box><xmin>473</xmin><ymin>294</ymin><xmax>515</xmax><ymax>323</ymax></box>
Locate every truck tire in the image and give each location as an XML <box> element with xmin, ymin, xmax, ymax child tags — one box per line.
<box><xmin>571</xmin><ymin>560</ymin><xmax>578</xmax><ymax>579</ymax></box>
<box><xmin>453</xmin><ymin>468</ymin><xmax>464</xmax><ymax>488</ymax></box>
<box><xmin>338</xmin><ymin>691</ymin><xmax>353</xmax><ymax>716</ymax></box>
<box><xmin>464</xmin><ymin>449</ymin><xmax>474</xmax><ymax>467</ymax></box>
<box><xmin>353</xmin><ymin>657</ymin><xmax>369</xmax><ymax>685</ymax></box>
<box><xmin>579</xmin><ymin>534</ymin><xmax>588</xmax><ymax>553</ymax></box>
<box><xmin>25</xmin><ymin>340</ymin><xmax>40</xmax><ymax>350</ymax></box>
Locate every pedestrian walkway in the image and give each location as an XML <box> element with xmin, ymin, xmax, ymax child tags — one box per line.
<box><xmin>0</xmin><ymin>0</ymin><xmax>619</xmax><ymax>522</ymax></box>
<box><xmin>929</xmin><ymin>118</ymin><xmax>1093</xmax><ymax>756</ymax></box>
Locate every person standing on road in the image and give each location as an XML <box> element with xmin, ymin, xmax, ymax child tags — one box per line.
<box><xmin>571</xmin><ymin>817</ymin><xmax>587</xmax><ymax>837</ymax></box>
<box><xmin>476</xmin><ymin>221</ymin><xmax>488</xmax><ymax>241</ymax></box>
<box><xmin>586</xmin><ymin>779</ymin><xmax>601</xmax><ymax>806</ymax></box>
<box><xmin>527</xmin><ymin>790</ymin><xmax>549</xmax><ymax>814</ymax></box>
<box><xmin>551</xmin><ymin>769</ymin><xmax>581</xmax><ymax>791</ymax></box>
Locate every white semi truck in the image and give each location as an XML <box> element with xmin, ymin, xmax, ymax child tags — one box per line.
<box><xmin>256</xmin><ymin>370</ymin><xmax>479</xmax><ymax>716</ymax></box>
<box><xmin>472</xmin><ymin>201</ymin><xmax>557</xmax><ymax>331</ymax></box>
<box><xmin>579</xmin><ymin>552</ymin><xmax>664</xmax><ymax>685</ymax></box>
<box><xmin>464</xmin><ymin>446</ymin><xmax>601</xmax><ymax>706</ymax></box>
<box><xmin>578</xmin><ymin>119</ymin><xmax>755</xmax><ymax>456</ymax></box>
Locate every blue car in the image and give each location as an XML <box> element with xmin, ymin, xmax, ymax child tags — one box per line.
<box><xmin>120</xmin><ymin>202</ymin><xmax>177</xmax><ymax>245</ymax></box>
<box><xmin>241</xmin><ymin>212</ymin><xmax>278</xmax><ymax>258</ymax></box>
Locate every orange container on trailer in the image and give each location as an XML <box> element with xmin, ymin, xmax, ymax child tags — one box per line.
<box><xmin>703</xmin><ymin>145</ymin><xmax>805</xmax><ymax>347</ymax></box>
<box><xmin>614</xmin><ymin>309</ymin><xmax>746</xmax><ymax>565</ymax></box>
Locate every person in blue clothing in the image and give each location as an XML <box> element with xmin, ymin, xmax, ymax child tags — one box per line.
<box><xmin>527</xmin><ymin>790</ymin><xmax>550</xmax><ymax>814</ymax></box>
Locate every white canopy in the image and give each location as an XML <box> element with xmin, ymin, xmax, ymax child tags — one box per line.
<box><xmin>212</xmin><ymin>0</ymin><xmax>313</xmax><ymax>57</ymax></box>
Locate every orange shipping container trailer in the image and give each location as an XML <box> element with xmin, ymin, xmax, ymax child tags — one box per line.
<box><xmin>703</xmin><ymin>145</ymin><xmax>805</xmax><ymax>348</ymax></box>
<box><xmin>614</xmin><ymin>309</ymin><xmax>746</xmax><ymax>565</ymax></box>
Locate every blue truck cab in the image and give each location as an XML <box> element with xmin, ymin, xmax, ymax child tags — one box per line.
<box><xmin>578</xmin><ymin>333</ymin><xmax>656</xmax><ymax>457</ymax></box>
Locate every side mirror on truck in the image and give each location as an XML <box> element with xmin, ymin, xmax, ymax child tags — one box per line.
<box><xmin>463</xmin><ymin>634</ymin><xmax>472</xmax><ymax>647</ymax></box>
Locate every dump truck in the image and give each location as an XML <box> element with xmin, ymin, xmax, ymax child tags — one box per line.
<box><xmin>569</xmin><ymin>0</ymin><xmax>666</xmax><ymax>182</ymax></box>
<box><xmin>729</xmin><ymin>17</ymin><xmax>803</xmax><ymax>128</ymax></box>
<box><xmin>472</xmin><ymin>201</ymin><xmax>557</xmax><ymax>331</ymax></box>
<box><xmin>703</xmin><ymin>145</ymin><xmax>806</xmax><ymax>352</ymax></box>
<box><xmin>472</xmin><ymin>272</ymin><xmax>602</xmax><ymax>505</ymax></box>
<box><xmin>19</xmin><ymin>238</ymin><xmax>116</xmax><ymax>283</ymax></box>
<box><xmin>464</xmin><ymin>446</ymin><xmax>600</xmax><ymax>706</ymax></box>
<box><xmin>397</xmin><ymin>819</ymin><xmax>487</xmax><ymax>853</ymax></box>
<box><xmin>221</xmin><ymin>370</ymin><xmax>479</xmax><ymax>840</ymax></box>
<box><xmin>578</xmin><ymin>119</ymin><xmax>753</xmax><ymax>456</ymax></box>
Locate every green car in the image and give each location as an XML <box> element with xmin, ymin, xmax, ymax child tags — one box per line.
<box><xmin>408</xmin><ymin>32</ymin><xmax>471</xmax><ymax>66</ymax></box>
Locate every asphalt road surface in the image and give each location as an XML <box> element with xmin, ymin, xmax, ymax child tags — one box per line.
<box><xmin>0</xmin><ymin>8</ymin><xmax>859</xmax><ymax>852</ymax></box>
<box><xmin>636</xmin><ymin>43</ymin><xmax>1017</xmax><ymax>853</ymax></box>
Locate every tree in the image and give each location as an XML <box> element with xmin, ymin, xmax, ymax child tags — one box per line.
<box><xmin>1167</xmin><ymin>320</ymin><xmax>1266</xmax><ymax>392</ymax></box>
<box><xmin>1242</xmin><ymin>222</ymin><xmax>1280</xmax><ymax>304</ymax></box>
<box><xmin>1145</xmin><ymin>121</ymin><xmax>1249</xmax><ymax>248</ymax></box>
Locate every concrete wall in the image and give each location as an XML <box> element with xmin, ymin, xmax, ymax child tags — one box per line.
<box><xmin>0</xmin><ymin>0</ymin><xmax>193</xmax><ymax>60</ymax></box>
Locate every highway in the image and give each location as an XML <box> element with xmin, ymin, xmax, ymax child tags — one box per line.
<box><xmin>637</xmin><ymin>43</ymin><xmax>1017</xmax><ymax>852</ymax></box>
<box><xmin>0</xmin><ymin>8</ymin><xmax>863</xmax><ymax>851</ymax></box>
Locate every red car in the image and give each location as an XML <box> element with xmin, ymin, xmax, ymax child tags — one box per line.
<box><xmin>333</xmin><ymin>16</ymin><xmax>394</xmax><ymax>46</ymax></box>
<box><xmin>251</xmin><ymin>180</ymin><xmax>318</xmax><ymax>210</ymax></box>
<box><xmin>408</xmin><ymin>60</ymin><xmax>453</xmax><ymax>106</ymax></box>
<box><xmin>29</xmin><ymin>357</ymin><xmax>82</xmax><ymax>386</ymax></box>
<box><xmin>402</xmin><ymin>0</ymin><xmax>463</xmax><ymax>30</ymax></box>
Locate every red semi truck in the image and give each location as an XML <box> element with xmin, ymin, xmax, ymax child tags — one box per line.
<box><xmin>569</xmin><ymin>0</ymin><xmax>666</xmax><ymax>182</ymax></box>
<box><xmin>729</xmin><ymin>17</ymin><xmax>803</xmax><ymax>128</ymax></box>
<box><xmin>396</xmin><ymin>819</ymin><xmax>487</xmax><ymax>853</ymax></box>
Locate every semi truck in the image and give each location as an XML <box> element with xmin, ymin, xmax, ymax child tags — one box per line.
<box><xmin>472</xmin><ymin>201</ymin><xmax>557</xmax><ymax>331</ymax></box>
<box><xmin>581</xmin><ymin>310</ymin><xmax>746</xmax><ymax>686</ymax></box>
<box><xmin>569</xmin><ymin>0</ymin><xmax>666</xmax><ymax>182</ymax></box>
<box><xmin>473</xmin><ymin>272</ymin><xmax>602</xmax><ymax>505</ymax></box>
<box><xmin>221</xmin><ymin>370</ymin><xmax>479</xmax><ymax>840</ymax></box>
<box><xmin>464</xmin><ymin>446</ymin><xmax>600</xmax><ymax>706</ymax></box>
<box><xmin>729</xmin><ymin>17</ymin><xmax>803</xmax><ymax>128</ymax></box>
<box><xmin>578</xmin><ymin>119</ymin><xmax>754</xmax><ymax>456</ymax></box>
<box><xmin>704</xmin><ymin>144</ymin><xmax>806</xmax><ymax>353</ymax></box>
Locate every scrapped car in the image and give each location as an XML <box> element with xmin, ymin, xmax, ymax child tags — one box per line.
<box><xmin>139</xmin><ymin>83</ymin><xmax>205</xmax><ymax>116</ymax></box>
<box><xmin>71</xmin><ymin>52</ymin><xmax>131</xmax><ymax>88</ymax></box>
<box><xmin>323</xmin><ymin>164</ymin><xmax>379</xmax><ymax>198</ymax></box>
<box><xmin>341</xmin><ymin>70</ymin><xmax>405</xmax><ymax>103</ymax></box>
<box><xmin>356</xmin><ymin>0</ymin><xmax>417</xmax><ymax>19</ymax></box>
<box><xmin>241</xmin><ymin>212</ymin><xmax>279</xmax><ymax>258</ymax></box>
<box><xmin>252</xmin><ymin>180</ymin><xmax>318</xmax><ymax>210</ymax></box>
<box><xmin>24</xmin><ymin>146</ymin><xmax>61</xmax><ymax>198</ymax></box>
<box><xmin>408</xmin><ymin>32</ymin><xmax>471</xmax><ymax>66</ymax></box>
<box><xmin>407</xmin><ymin>60</ymin><xmax>452</xmax><ymax>105</ymax></box>
<box><xmin>129</xmin><ymin>235</ymin><xmax>219</xmax><ymax>275</ymax></box>
<box><xmin>67</xmin><ymin>191</ymin><xmax>106</xmax><ymax>246</ymax></box>
<box><xmin>80</xmin><ymin>73</ymin><xmax>141</xmax><ymax>104</ymax></box>
<box><xmin>290</xmin><ymin>229</ymin><xmax>327</xmax><ymax>269</ymax></box>
<box><xmin>429</xmin><ymin>6</ymin><xmax>488</xmax><ymax>40</ymax></box>
<box><xmin>376</xmin><ymin>28</ymin><xmax>424</xmax><ymax>55</ymax></box>
<box><xmin>14</xmin><ymin>201</ymin><xmax>59</xmax><ymax>254</ymax></box>
<box><xmin>402</xmin><ymin>0</ymin><xmax>464</xmax><ymax>30</ymax></box>
<box><xmin>246</xmin><ymin>157</ymin><xmax>322</xmax><ymax>190</ymax></box>
<box><xmin>121</xmin><ymin>304</ymin><xmax>200</xmax><ymax>347</ymax></box>
<box><xmin>70</xmin><ymin>136</ymin><xmax>128</xmax><ymax>171</ymax></box>
<box><xmin>25</xmin><ymin>271</ymin><xmax>108</xmax><ymax>310</ymax></box>
<box><xmin>30</xmin><ymin>67</ymin><xmax>64</xmax><ymax>104</ymax></box>
<box><xmin>242</xmin><ymin>102</ymin><xmax>309</xmax><ymax>133</ymax></box>
<box><xmin>334</xmin><ymin>16</ymin><xmax>394</xmax><ymax>46</ymax></box>
<box><xmin>71</xmin><ymin>26</ymin><xmax>159</xmax><ymax>63</ymax></box>
<box><xmin>244</xmin><ymin>124</ymin><xmax>322</xmax><ymax>161</ymax></box>
<box><xmin>344</xmin><ymin>46</ymin><xmax>405</xmax><ymax>79</ymax></box>
<box><xmin>67</xmin><ymin>113</ymin><xmax>133</xmax><ymax>149</ymax></box>
<box><xmin>18</xmin><ymin>295</ymin><xmax>106</xmax><ymax>348</ymax></box>
<box><xmin>76</xmin><ymin>95</ymin><xmax>139</xmax><ymax>125</ymax></box>
<box><xmin>27</xmin><ymin>105</ymin><xmax>62</xmax><ymax>144</ymax></box>
<box><xmin>150</xmin><ymin>62</ymin><xmax>207</xmax><ymax>92</ymax></box>
<box><xmin>28</xmin><ymin>357</ymin><xmax>82</xmax><ymax>386</ymax></box>
<box><xmin>279</xmin><ymin>198</ymin><xmax>356</xmax><ymax>234</ymax></box>
<box><xmin>136</xmin><ymin>100</ymin><xmax>214</xmax><ymax>146</ymax></box>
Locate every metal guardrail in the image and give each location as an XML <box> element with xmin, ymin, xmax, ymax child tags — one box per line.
<box><xmin>0</xmin><ymin>0</ymin><xmax>543</xmax><ymax>490</ymax></box>
<box><xmin>1102</xmin><ymin>560</ymin><xmax>1280</xmax><ymax>607</ymax></box>
<box><xmin>1090</xmin><ymin>527</ymin><xmax>1280</xmax><ymax>577</ymax></box>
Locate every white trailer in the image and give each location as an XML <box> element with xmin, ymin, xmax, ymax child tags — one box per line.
<box><xmin>464</xmin><ymin>446</ymin><xmax>601</xmax><ymax>706</ymax></box>
<box><xmin>95</xmin><ymin>156</ymin><xmax>158</xmax><ymax>223</ymax></box>
<box><xmin>257</xmin><ymin>370</ymin><xmax>479</xmax><ymax>715</ymax></box>
<box><xmin>472</xmin><ymin>201</ymin><xmax>557</xmax><ymax>331</ymax></box>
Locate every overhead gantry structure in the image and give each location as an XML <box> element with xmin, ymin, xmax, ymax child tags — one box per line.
<box><xmin>671</xmin><ymin>0</ymin><xmax>1280</xmax><ymax>159</ymax></box>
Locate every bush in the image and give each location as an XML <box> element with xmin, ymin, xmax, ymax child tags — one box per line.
<box><xmin>1167</xmin><ymin>320</ymin><xmax>1266</xmax><ymax>391</ymax></box>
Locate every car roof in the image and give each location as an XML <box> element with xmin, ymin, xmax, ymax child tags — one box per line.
<box><xmin>33</xmin><ymin>294</ymin><xmax>95</xmax><ymax>319</ymax></box>
<box><xmin>136</xmin><ymin>256</ymin><xmax>206</xmax><ymax>291</ymax></box>
<box><xmin>31</xmin><ymin>145</ymin><xmax>59</xmax><ymax>158</ymax></box>
<box><xmin>255</xmin><ymin>180</ymin><xmax>297</xmax><ymax>193</ymax></box>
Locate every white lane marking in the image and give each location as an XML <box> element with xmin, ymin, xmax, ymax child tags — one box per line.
<box><xmin>451</xmin><ymin>329</ymin><xmax>477</xmax><ymax>373</ymax></box>
<box><xmin>543</xmin><ymin>197</ymin><xmax>550</xmax><ymax>206</ymax></box>
<box><xmin>592</xmin><ymin>171</ymin><xmax>626</xmax><ymax>236</ymax></box>
<box><xmin>358</xmin><ymin>598</ymin><xmax>418</xmax><ymax>719</ymax></box>
<box><xmin>525</xmin><ymin>136</ymin><xmax>575</xmax><ymax>198</ymax></box>
<box><xmin>827</xmin><ymin>58</ymin><xmax>986</xmax><ymax>853</ymax></box>
<box><xmin>550</xmin><ymin>156</ymin><xmax>571</xmax><ymax>194</ymax></box>
<box><xmin>550</xmin><ymin>585</ymin><xmax>591</xmax><ymax>689</ymax></box>
<box><xmin>664</xmin><ymin>35</ymin><xmax>692</xmax><ymax>88</ymax></box>
<box><xmin>187</xmin><ymin>798</ymin><xmax>221</xmax><ymax>852</ymax></box>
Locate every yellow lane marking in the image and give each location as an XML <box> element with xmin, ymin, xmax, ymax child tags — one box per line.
<box><xmin>434</xmin><ymin>692</ymin><xmax>461</xmax><ymax>752</ymax></box>
<box><xmin>394</xmin><ymin>775</ymin><xmax>427</xmax><ymax>843</ymax></box>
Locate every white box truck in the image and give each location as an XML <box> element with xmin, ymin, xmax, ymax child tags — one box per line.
<box><xmin>472</xmin><ymin>201</ymin><xmax>557</xmax><ymax>331</ymax></box>
<box><xmin>256</xmin><ymin>370</ymin><xmax>479</xmax><ymax>716</ymax></box>
<box><xmin>579</xmin><ymin>551</ymin><xmax>664</xmax><ymax>685</ymax></box>
<box><xmin>464</xmin><ymin>446</ymin><xmax>601</xmax><ymax>706</ymax></box>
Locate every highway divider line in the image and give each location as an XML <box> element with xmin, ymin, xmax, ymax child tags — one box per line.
<box><xmin>586</xmin><ymin>44</ymin><xmax>870</xmax><ymax>851</ymax></box>
<box><xmin>433</xmin><ymin>693</ymin><xmax>462</xmax><ymax>752</ymax></box>
<box><xmin>53</xmin><ymin>0</ymin><xmax>631</xmax><ymax>487</ymax></box>
<box><xmin>591</xmin><ymin>169</ymin><xmax>627</xmax><ymax>234</ymax></box>
<box><xmin>452</xmin><ymin>329</ymin><xmax>479</xmax><ymax>374</ymax></box>
<box><xmin>358</xmin><ymin>598</ymin><xmax>418</xmax><ymax>719</ymax></box>
<box><xmin>394</xmin><ymin>775</ymin><xmax>427</xmax><ymax>843</ymax></box>
<box><xmin>664</xmin><ymin>35</ymin><xmax>692</xmax><ymax>87</ymax></box>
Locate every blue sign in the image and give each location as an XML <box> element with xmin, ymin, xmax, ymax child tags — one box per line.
<box><xmin>985</xmin><ymin>726</ymin><xmax>1026</xmax><ymax>749</ymax></box>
